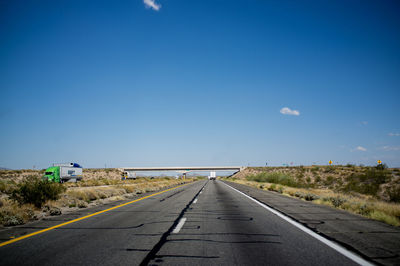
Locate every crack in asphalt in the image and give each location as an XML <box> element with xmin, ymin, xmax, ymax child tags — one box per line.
<box><xmin>159</xmin><ymin>190</ymin><xmax>183</xmax><ymax>202</ymax></box>
<box><xmin>139</xmin><ymin>181</ymin><xmax>208</xmax><ymax>266</ymax></box>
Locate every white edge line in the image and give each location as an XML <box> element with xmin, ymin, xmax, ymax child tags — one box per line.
<box><xmin>193</xmin><ymin>198</ymin><xmax>198</xmax><ymax>204</ymax></box>
<box><xmin>222</xmin><ymin>182</ymin><xmax>374</xmax><ymax>266</ymax></box>
<box><xmin>172</xmin><ymin>218</ymin><xmax>187</xmax><ymax>234</ymax></box>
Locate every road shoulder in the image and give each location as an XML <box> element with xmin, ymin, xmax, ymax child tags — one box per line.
<box><xmin>222</xmin><ymin>180</ymin><xmax>400</xmax><ymax>266</ymax></box>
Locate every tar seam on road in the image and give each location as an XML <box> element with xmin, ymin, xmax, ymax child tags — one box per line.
<box><xmin>222</xmin><ymin>181</ymin><xmax>375</xmax><ymax>266</ymax></box>
<box><xmin>0</xmin><ymin>182</ymin><xmax>193</xmax><ymax>248</ymax></box>
<box><xmin>139</xmin><ymin>181</ymin><xmax>208</xmax><ymax>266</ymax></box>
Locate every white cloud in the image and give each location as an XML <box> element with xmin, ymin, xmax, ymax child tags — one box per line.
<box><xmin>143</xmin><ymin>0</ymin><xmax>161</xmax><ymax>11</ymax></box>
<box><xmin>388</xmin><ymin>132</ymin><xmax>400</xmax><ymax>137</ymax></box>
<box><xmin>381</xmin><ymin>146</ymin><xmax>400</xmax><ymax>151</ymax></box>
<box><xmin>351</xmin><ymin>146</ymin><xmax>367</xmax><ymax>152</ymax></box>
<box><xmin>280</xmin><ymin>107</ymin><xmax>300</xmax><ymax>116</ymax></box>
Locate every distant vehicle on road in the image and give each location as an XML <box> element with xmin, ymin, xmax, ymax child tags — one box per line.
<box><xmin>121</xmin><ymin>171</ymin><xmax>136</xmax><ymax>180</ymax></box>
<box><xmin>208</xmin><ymin>171</ymin><xmax>216</xmax><ymax>180</ymax></box>
<box><xmin>43</xmin><ymin>163</ymin><xmax>83</xmax><ymax>183</ymax></box>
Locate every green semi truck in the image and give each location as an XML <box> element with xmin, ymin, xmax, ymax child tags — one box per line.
<box><xmin>43</xmin><ymin>163</ymin><xmax>83</xmax><ymax>183</ymax></box>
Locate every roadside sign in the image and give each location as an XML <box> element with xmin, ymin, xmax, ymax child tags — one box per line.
<box><xmin>328</xmin><ymin>160</ymin><xmax>332</xmax><ymax>165</ymax></box>
<box><xmin>377</xmin><ymin>160</ymin><xmax>382</xmax><ymax>164</ymax></box>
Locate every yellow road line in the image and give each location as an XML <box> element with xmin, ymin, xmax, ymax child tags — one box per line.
<box><xmin>0</xmin><ymin>182</ymin><xmax>192</xmax><ymax>247</ymax></box>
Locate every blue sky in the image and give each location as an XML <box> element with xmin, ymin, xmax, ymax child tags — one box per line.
<box><xmin>1</xmin><ymin>0</ymin><xmax>399</xmax><ymax>169</ymax></box>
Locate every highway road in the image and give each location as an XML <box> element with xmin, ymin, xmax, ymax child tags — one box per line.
<box><xmin>0</xmin><ymin>180</ymin><xmax>369</xmax><ymax>265</ymax></box>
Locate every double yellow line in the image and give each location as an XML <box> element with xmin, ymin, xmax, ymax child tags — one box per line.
<box><xmin>0</xmin><ymin>182</ymin><xmax>191</xmax><ymax>247</ymax></box>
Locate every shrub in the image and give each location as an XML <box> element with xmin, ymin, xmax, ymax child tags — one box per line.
<box><xmin>0</xmin><ymin>179</ymin><xmax>17</xmax><ymax>194</ymax></box>
<box><xmin>246</xmin><ymin>172</ymin><xmax>301</xmax><ymax>187</ymax></box>
<box><xmin>296</xmin><ymin>172</ymin><xmax>304</xmax><ymax>180</ymax></box>
<box><xmin>376</xmin><ymin>163</ymin><xmax>388</xmax><ymax>170</ymax></box>
<box><xmin>0</xmin><ymin>213</ymin><xmax>24</xmax><ymax>226</ymax></box>
<box><xmin>324</xmin><ymin>166</ymin><xmax>335</xmax><ymax>173</ymax></box>
<box><xmin>292</xmin><ymin>191</ymin><xmax>319</xmax><ymax>201</ymax></box>
<box><xmin>0</xmin><ymin>202</ymin><xmax>37</xmax><ymax>226</ymax></box>
<box><xmin>358</xmin><ymin>204</ymin><xmax>372</xmax><ymax>216</ymax></box>
<box><xmin>330</xmin><ymin>196</ymin><xmax>346</xmax><ymax>208</ymax></box>
<box><xmin>324</xmin><ymin>176</ymin><xmax>335</xmax><ymax>186</ymax></box>
<box><xmin>10</xmin><ymin>176</ymin><xmax>66</xmax><ymax>208</ymax></box>
<box><xmin>49</xmin><ymin>207</ymin><xmax>62</xmax><ymax>216</ymax></box>
<box><xmin>321</xmin><ymin>197</ymin><xmax>330</xmax><ymax>202</ymax></box>
<box><xmin>78</xmin><ymin>201</ymin><xmax>88</xmax><ymax>208</ymax></box>
<box><xmin>344</xmin><ymin>169</ymin><xmax>391</xmax><ymax>196</ymax></box>
<box><xmin>0</xmin><ymin>180</ymin><xmax>5</xmax><ymax>193</ymax></box>
<box><xmin>304</xmin><ymin>193</ymin><xmax>320</xmax><ymax>201</ymax></box>
<box><xmin>311</xmin><ymin>166</ymin><xmax>320</xmax><ymax>172</ymax></box>
<box><xmin>387</xmin><ymin>186</ymin><xmax>400</xmax><ymax>203</ymax></box>
<box><xmin>85</xmin><ymin>190</ymin><xmax>99</xmax><ymax>201</ymax></box>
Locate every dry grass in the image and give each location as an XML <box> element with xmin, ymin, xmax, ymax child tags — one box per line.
<box><xmin>0</xmin><ymin>199</ymin><xmax>37</xmax><ymax>226</ymax></box>
<box><xmin>235</xmin><ymin>166</ymin><xmax>400</xmax><ymax>201</ymax></box>
<box><xmin>55</xmin><ymin>178</ymin><xmax>190</xmax><ymax>209</ymax></box>
<box><xmin>0</xmin><ymin>175</ymin><xmax>196</xmax><ymax>227</ymax></box>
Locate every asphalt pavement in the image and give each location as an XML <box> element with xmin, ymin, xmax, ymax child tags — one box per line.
<box><xmin>224</xmin><ymin>180</ymin><xmax>400</xmax><ymax>266</ymax></box>
<box><xmin>0</xmin><ymin>180</ymin><xmax>372</xmax><ymax>265</ymax></box>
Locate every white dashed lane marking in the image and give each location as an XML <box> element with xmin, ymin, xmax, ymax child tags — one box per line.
<box><xmin>172</xmin><ymin>218</ymin><xmax>187</xmax><ymax>234</ymax></box>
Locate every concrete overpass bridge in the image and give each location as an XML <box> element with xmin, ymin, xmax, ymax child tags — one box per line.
<box><xmin>120</xmin><ymin>166</ymin><xmax>246</xmax><ymax>172</ymax></box>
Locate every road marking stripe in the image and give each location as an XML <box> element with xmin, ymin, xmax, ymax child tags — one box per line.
<box><xmin>172</xmin><ymin>218</ymin><xmax>187</xmax><ymax>234</ymax></box>
<box><xmin>193</xmin><ymin>198</ymin><xmax>198</xmax><ymax>203</ymax></box>
<box><xmin>0</xmin><ymin>183</ymin><xmax>192</xmax><ymax>247</ymax></box>
<box><xmin>222</xmin><ymin>182</ymin><xmax>374</xmax><ymax>266</ymax></box>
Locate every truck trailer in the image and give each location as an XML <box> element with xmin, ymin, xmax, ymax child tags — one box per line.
<box><xmin>121</xmin><ymin>171</ymin><xmax>136</xmax><ymax>180</ymax></box>
<box><xmin>43</xmin><ymin>163</ymin><xmax>83</xmax><ymax>183</ymax></box>
<box><xmin>208</xmin><ymin>171</ymin><xmax>216</xmax><ymax>180</ymax></box>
